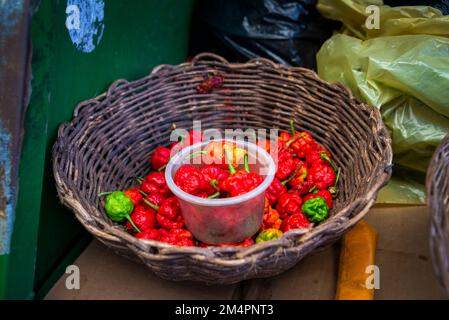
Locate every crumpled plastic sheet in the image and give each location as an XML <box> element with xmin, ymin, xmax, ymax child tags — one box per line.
<box><xmin>316</xmin><ymin>0</ymin><xmax>449</xmax><ymax>204</ymax></box>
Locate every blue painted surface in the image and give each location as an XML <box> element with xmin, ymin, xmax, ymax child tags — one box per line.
<box><xmin>0</xmin><ymin>0</ymin><xmax>23</xmax><ymax>256</ymax></box>
<box><xmin>0</xmin><ymin>121</ymin><xmax>13</xmax><ymax>255</ymax></box>
<box><xmin>0</xmin><ymin>0</ymin><xmax>24</xmax><ymax>39</ymax></box>
<box><xmin>66</xmin><ymin>0</ymin><xmax>105</xmax><ymax>53</ymax></box>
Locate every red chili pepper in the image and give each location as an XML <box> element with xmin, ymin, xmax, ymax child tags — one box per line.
<box><xmin>276</xmin><ymin>192</ymin><xmax>303</xmax><ymax>218</ymax></box>
<box><xmin>139</xmin><ymin>180</ymin><xmax>157</xmax><ymax>195</ymax></box>
<box><xmin>281</xmin><ymin>213</ymin><xmax>311</xmax><ymax>232</ymax></box>
<box><xmin>289</xmin><ymin>132</ymin><xmax>315</xmax><ymax>158</ymax></box>
<box><xmin>303</xmin><ymin>190</ymin><xmax>333</xmax><ymax>209</ymax></box>
<box><xmin>126</xmin><ymin>205</ymin><xmax>156</xmax><ymax>232</ymax></box>
<box><xmin>199</xmin><ymin>165</ymin><xmax>230</xmax><ymax>195</ymax></box>
<box><xmin>287</xmin><ymin>160</ymin><xmax>308</xmax><ymax>189</ymax></box>
<box><xmin>275</xmin><ymin>153</ymin><xmax>295</xmax><ymax>181</ymax></box>
<box><xmin>218</xmin><ymin>169</ymin><xmax>263</xmax><ymax>197</ymax></box>
<box><xmin>196</xmin><ymin>72</ymin><xmax>224</xmax><ymax>94</ymax></box>
<box><xmin>308</xmin><ymin>164</ymin><xmax>336</xmax><ymax>190</ymax></box>
<box><xmin>156</xmin><ymin>213</ymin><xmax>185</xmax><ymax>230</ymax></box>
<box><xmin>217</xmin><ymin>153</ymin><xmax>263</xmax><ymax>197</ymax></box>
<box><xmin>278</xmin><ymin>132</ymin><xmax>292</xmax><ymax>144</ymax></box>
<box><xmin>265</xmin><ymin>178</ymin><xmax>287</xmax><ymax>205</ymax></box>
<box><xmin>143</xmin><ymin>172</ymin><xmax>172</xmax><ymax>197</ymax></box>
<box><xmin>159</xmin><ymin>228</ymin><xmax>194</xmax><ymax>246</ymax></box>
<box><xmin>174</xmin><ymin>165</ymin><xmax>207</xmax><ymax>194</ymax></box>
<box><xmin>193</xmin><ymin>191</ymin><xmax>209</xmax><ymax>198</ymax></box>
<box><xmin>203</xmin><ymin>141</ymin><xmax>246</xmax><ymax>169</ymax></box>
<box><xmin>158</xmin><ymin>197</ymin><xmax>181</xmax><ymax>220</ymax></box>
<box><xmin>306</xmin><ymin>143</ymin><xmax>332</xmax><ymax>166</ymax></box>
<box><xmin>142</xmin><ymin>193</ymin><xmax>165</xmax><ymax>210</ymax></box>
<box><xmin>141</xmin><ymin>194</ymin><xmax>185</xmax><ymax>230</ymax></box>
<box><xmin>262</xmin><ymin>206</ymin><xmax>283</xmax><ymax>230</ymax></box>
<box><xmin>150</xmin><ymin>146</ymin><xmax>171</xmax><ymax>171</ymax></box>
<box><xmin>123</xmin><ymin>188</ymin><xmax>143</xmax><ymax>206</ymax></box>
<box><xmin>294</xmin><ymin>180</ymin><xmax>315</xmax><ymax>196</ymax></box>
<box><xmin>135</xmin><ymin>228</ymin><xmax>161</xmax><ymax>241</ymax></box>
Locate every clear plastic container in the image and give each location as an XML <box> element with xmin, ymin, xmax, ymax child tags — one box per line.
<box><xmin>165</xmin><ymin>139</ymin><xmax>276</xmax><ymax>244</ymax></box>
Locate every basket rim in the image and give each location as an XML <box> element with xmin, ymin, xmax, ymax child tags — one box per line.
<box><xmin>426</xmin><ymin>132</ymin><xmax>449</xmax><ymax>295</ymax></box>
<box><xmin>52</xmin><ymin>52</ymin><xmax>393</xmax><ymax>264</ymax></box>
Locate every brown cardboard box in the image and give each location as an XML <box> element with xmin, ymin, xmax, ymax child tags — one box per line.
<box><xmin>45</xmin><ymin>206</ymin><xmax>448</xmax><ymax>300</ymax></box>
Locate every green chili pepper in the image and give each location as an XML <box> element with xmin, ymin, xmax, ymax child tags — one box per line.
<box><xmin>103</xmin><ymin>191</ymin><xmax>140</xmax><ymax>232</ymax></box>
<box><xmin>302</xmin><ymin>197</ymin><xmax>329</xmax><ymax>223</ymax></box>
<box><xmin>256</xmin><ymin>228</ymin><xmax>283</xmax><ymax>243</ymax></box>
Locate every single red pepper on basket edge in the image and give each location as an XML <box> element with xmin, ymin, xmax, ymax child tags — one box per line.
<box><xmin>196</xmin><ymin>71</ymin><xmax>224</xmax><ymax>94</ymax></box>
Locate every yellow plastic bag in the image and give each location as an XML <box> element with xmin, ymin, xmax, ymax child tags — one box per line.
<box><xmin>316</xmin><ymin>0</ymin><xmax>449</xmax><ymax>204</ymax></box>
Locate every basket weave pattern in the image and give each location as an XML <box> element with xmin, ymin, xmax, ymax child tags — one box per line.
<box><xmin>427</xmin><ymin>133</ymin><xmax>449</xmax><ymax>296</ymax></box>
<box><xmin>53</xmin><ymin>53</ymin><xmax>392</xmax><ymax>284</ymax></box>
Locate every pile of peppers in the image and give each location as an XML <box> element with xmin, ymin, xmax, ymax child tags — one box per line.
<box><xmin>100</xmin><ymin>120</ymin><xmax>340</xmax><ymax>247</ymax></box>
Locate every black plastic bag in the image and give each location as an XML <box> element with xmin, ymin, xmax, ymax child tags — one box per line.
<box><xmin>190</xmin><ymin>0</ymin><xmax>338</xmax><ymax>70</ymax></box>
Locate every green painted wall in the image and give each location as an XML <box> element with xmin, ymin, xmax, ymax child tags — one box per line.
<box><xmin>6</xmin><ymin>0</ymin><xmax>194</xmax><ymax>299</ymax></box>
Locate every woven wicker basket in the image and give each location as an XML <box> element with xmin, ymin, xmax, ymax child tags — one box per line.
<box><xmin>427</xmin><ymin>133</ymin><xmax>449</xmax><ymax>296</ymax></box>
<box><xmin>53</xmin><ymin>53</ymin><xmax>392</xmax><ymax>284</ymax></box>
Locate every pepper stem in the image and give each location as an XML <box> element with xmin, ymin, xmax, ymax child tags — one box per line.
<box><xmin>207</xmin><ymin>192</ymin><xmax>220</xmax><ymax>199</ymax></box>
<box><xmin>138</xmin><ymin>189</ymin><xmax>148</xmax><ymax>197</ymax></box>
<box><xmin>143</xmin><ymin>198</ymin><xmax>160</xmax><ymax>211</ymax></box>
<box><xmin>125</xmin><ymin>215</ymin><xmax>141</xmax><ymax>233</ymax></box>
<box><xmin>185</xmin><ymin>150</ymin><xmax>207</xmax><ymax>159</ymax></box>
<box><xmin>244</xmin><ymin>154</ymin><xmax>250</xmax><ymax>173</ymax></box>
<box><xmin>320</xmin><ymin>152</ymin><xmax>338</xmax><ymax>172</ymax></box>
<box><xmin>134</xmin><ymin>176</ymin><xmax>144</xmax><ymax>183</ymax></box>
<box><xmin>309</xmin><ymin>186</ymin><xmax>318</xmax><ymax>193</ymax></box>
<box><xmin>157</xmin><ymin>165</ymin><xmax>167</xmax><ymax>172</ymax></box>
<box><xmin>334</xmin><ymin>167</ymin><xmax>341</xmax><ymax>186</ymax></box>
<box><xmin>210</xmin><ymin>179</ymin><xmax>218</xmax><ymax>190</ymax></box>
<box><xmin>329</xmin><ymin>167</ymin><xmax>341</xmax><ymax>198</ymax></box>
<box><xmin>224</xmin><ymin>148</ymin><xmax>236</xmax><ymax>175</ymax></box>
<box><xmin>290</xmin><ymin>119</ymin><xmax>296</xmax><ymax>136</ymax></box>
<box><xmin>286</xmin><ymin>134</ymin><xmax>301</xmax><ymax>147</ymax></box>
<box><xmin>282</xmin><ymin>165</ymin><xmax>303</xmax><ymax>186</ymax></box>
<box><xmin>98</xmin><ymin>191</ymin><xmax>113</xmax><ymax>197</ymax></box>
